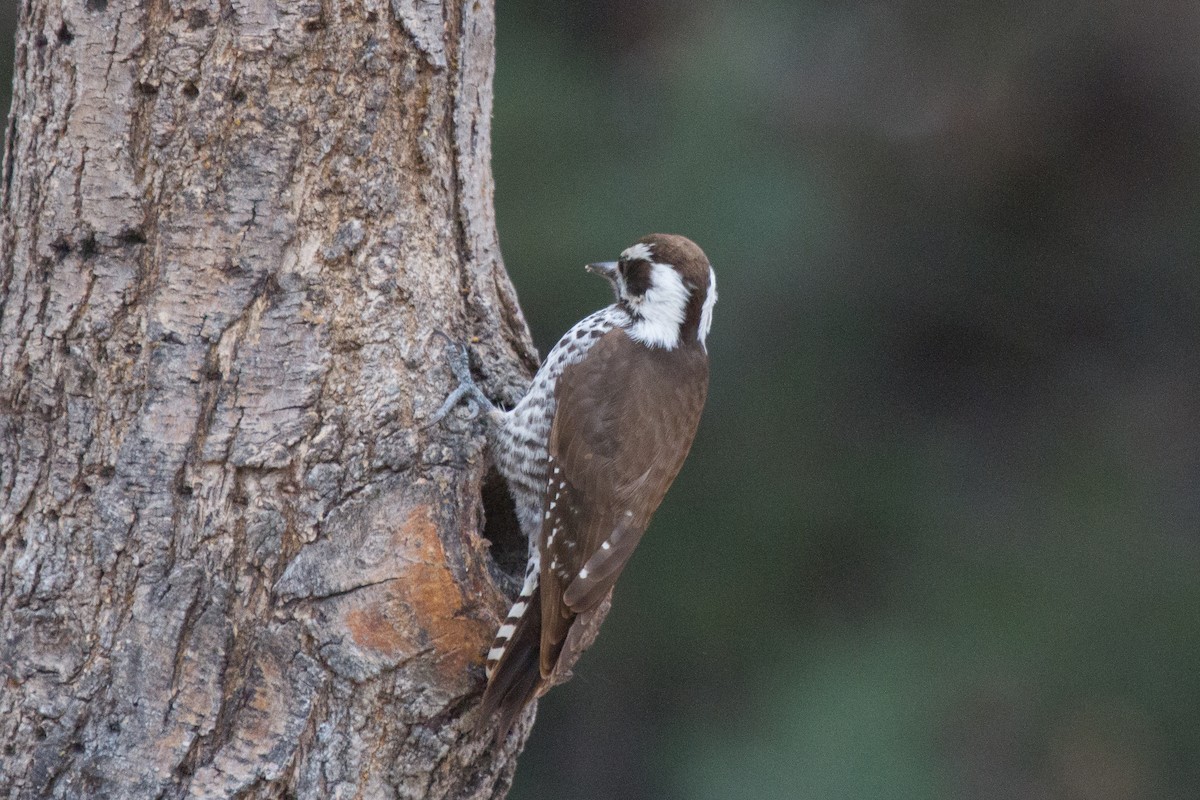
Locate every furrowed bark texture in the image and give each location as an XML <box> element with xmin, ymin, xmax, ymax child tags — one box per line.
<box><xmin>0</xmin><ymin>0</ymin><xmax>540</xmax><ymax>797</ymax></box>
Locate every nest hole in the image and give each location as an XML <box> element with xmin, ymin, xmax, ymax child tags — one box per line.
<box><xmin>480</xmin><ymin>466</ymin><xmax>526</xmax><ymax>588</ymax></box>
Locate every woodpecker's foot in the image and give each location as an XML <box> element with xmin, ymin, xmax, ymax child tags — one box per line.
<box><xmin>424</xmin><ymin>339</ymin><xmax>497</xmax><ymax>428</ymax></box>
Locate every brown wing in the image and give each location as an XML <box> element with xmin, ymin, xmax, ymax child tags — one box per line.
<box><xmin>538</xmin><ymin>328</ymin><xmax>709</xmax><ymax>680</ymax></box>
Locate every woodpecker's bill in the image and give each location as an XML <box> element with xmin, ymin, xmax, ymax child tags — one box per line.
<box><xmin>432</xmin><ymin>233</ymin><xmax>716</xmax><ymax>739</ymax></box>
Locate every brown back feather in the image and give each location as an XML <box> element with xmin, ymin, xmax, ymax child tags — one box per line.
<box><xmin>538</xmin><ymin>328</ymin><xmax>709</xmax><ymax>681</ymax></box>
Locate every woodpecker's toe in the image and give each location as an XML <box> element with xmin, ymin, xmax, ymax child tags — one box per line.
<box><xmin>423</xmin><ymin>342</ymin><xmax>497</xmax><ymax>428</ymax></box>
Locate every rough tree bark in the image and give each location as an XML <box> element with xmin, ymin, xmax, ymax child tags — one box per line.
<box><xmin>0</xmin><ymin>0</ymin><xmax>541</xmax><ymax>797</ymax></box>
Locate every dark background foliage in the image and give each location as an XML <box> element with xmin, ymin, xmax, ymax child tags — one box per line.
<box><xmin>5</xmin><ymin>2</ymin><xmax>1198</xmax><ymax>798</ymax></box>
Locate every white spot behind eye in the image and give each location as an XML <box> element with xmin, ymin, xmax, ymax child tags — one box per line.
<box><xmin>628</xmin><ymin>262</ymin><xmax>689</xmax><ymax>350</ymax></box>
<box><xmin>621</xmin><ymin>242</ymin><xmax>654</xmax><ymax>263</ymax></box>
<box><xmin>698</xmin><ymin>266</ymin><xmax>717</xmax><ymax>351</ymax></box>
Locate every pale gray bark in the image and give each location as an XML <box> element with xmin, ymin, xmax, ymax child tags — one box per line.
<box><xmin>0</xmin><ymin>0</ymin><xmax>539</xmax><ymax>797</ymax></box>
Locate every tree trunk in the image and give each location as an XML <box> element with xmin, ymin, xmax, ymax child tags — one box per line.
<box><xmin>0</xmin><ymin>0</ymin><xmax>538</xmax><ymax>797</ymax></box>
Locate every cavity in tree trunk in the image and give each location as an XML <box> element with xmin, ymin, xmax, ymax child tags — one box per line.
<box><xmin>0</xmin><ymin>0</ymin><xmax>539</xmax><ymax>797</ymax></box>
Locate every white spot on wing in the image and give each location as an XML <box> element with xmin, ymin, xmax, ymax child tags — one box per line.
<box><xmin>579</xmin><ymin>568</ymin><xmax>589</xmax><ymax>579</ymax></box>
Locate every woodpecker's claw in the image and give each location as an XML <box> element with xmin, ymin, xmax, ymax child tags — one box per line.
<box><xmin>423</xmin><ymin>338</ymin><xmax>497</xmax><ymax>428</ymax></box>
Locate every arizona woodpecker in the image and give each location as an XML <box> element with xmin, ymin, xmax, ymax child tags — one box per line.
<box><xmin>431</xmin><ymin>233</ymin><xmax>716</xmax><ymax>738</ymax></box>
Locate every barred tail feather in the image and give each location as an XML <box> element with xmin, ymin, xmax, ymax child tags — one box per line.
<box><xmin>485</xmin><ymin>564</ymin><xmax>538</xmax><ymax>678</ymax></box>
<box><xmin>479</xmin><ymin>583</ymin><xmax>543</xmax><ymax>742</ymax></box>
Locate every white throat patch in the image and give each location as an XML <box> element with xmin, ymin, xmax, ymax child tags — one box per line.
<box><xmin>627</xmin><ymin>262</ymin><xmax>690</xmax><ymax>350</ymax></box>
<box><xmin>698</xmin><ymin>267</ymin><xmax>717</xmax><ymax>351</ymax></box>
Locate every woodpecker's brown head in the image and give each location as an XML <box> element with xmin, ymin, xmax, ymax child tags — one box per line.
<box><xmin>587</xmin><ymin>233</ymin><xmax>717</xmax><ymax>351</ymax></box>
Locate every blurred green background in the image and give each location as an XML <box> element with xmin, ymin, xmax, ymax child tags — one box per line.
<box><xmin>5</xmin><ymin>2</ymin><xmax>1200</xmax><ymax>798</ymax></box>
<box><xmin>490</xmin><ymin>2</ymin><xmax>1200</xmax><ymax>799</ymax></box>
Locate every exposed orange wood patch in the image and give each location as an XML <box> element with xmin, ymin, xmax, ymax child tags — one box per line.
<box><xmin>345</xmin><ymin>602</ymin><xmax>407</xmax><ymax>654</ymax></box>
<box><xmin>344</xmin><ymin>504</ymin><xmax>492</xmax><ymax>680</ymax></box>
